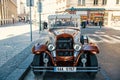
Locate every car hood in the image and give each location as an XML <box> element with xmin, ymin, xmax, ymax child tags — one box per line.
<box><xmin>49</xmin><ymin>28</ymin><xmax>80</xmax><ymax>37</ymax></box>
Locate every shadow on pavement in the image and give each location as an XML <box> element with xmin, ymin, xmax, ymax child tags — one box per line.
<box><xmin>42</xmin><ymin>72</ymin><xmax>95</xmax><ymax>80</ymax></box>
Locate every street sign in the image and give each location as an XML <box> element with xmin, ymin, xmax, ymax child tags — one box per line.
<box><xmin>38</xmin><ymin>2</ymin><xmax>42</xmax><ymax>13</ymax></box>
<box><xmin>26</xmin><ymin>0</ymin><xmax>34</xmax><ymax>6</ymax></box>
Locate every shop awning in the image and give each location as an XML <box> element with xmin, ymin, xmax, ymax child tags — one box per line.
<box><xmin>66</xmin><ymin>7</ymin><xmax>105</xmax><ymax>11</ymax></box>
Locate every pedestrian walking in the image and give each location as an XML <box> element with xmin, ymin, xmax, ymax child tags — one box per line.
<box><xmin>81</xmin><ymin>20</ymin><xmax>86</xmax><ymax>28</ymax></box>
<box><xmin>12</xmin><ymin>18</ymin><xmax>14</xmax><ymax>24</ymax></box>
<box><xmin>99</xmin><ymin>20</ymin><xmax>102</xmax><ymax>28</ymax></box>
<box><xmin>86</xmin><ymin>20</ymin><xmax>89</xmax><ymax>26</ymax></box>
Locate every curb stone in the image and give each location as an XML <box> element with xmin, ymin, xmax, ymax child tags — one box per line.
<box><xmin>0</xmin><ymin>40</ymin><xmax>41</xmax><ymax>80</ymax></box>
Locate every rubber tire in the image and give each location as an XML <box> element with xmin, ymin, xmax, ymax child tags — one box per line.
<box><xmin>32</xmin><ymin>54</ymin><xmax>43</xmax><ymax>75</ymax></box>
<box><xmin>87</xmin><ymin>54</ymin><xmax>98</xmax><ymax>79</ymax></box>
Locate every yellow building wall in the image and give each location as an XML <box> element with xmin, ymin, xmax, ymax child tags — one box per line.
<box><xmin>8</xmin><ymin>0</ymin><xmax>17</xmax><ymax>23</ymax></box>
<box><xmin>0</xmin><ymin>0</ymin><xmax>17</xmax><ymax>25</ymax></box>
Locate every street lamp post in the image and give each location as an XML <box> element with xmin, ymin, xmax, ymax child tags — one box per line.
<box><xmin>38</xmin><ymin>0</ymin><xmax>42</xmax><ymax>34</ymax></box>
<box><xmin>39</xmin><ymin>11</ymin><xmax>41</xmax><ymax>33</ymax></box>
<box><xmin>30</xmin><ymin>4</ymin><xmax>32</xmax><ymax>41</ymax></box>
<box><xmin>26</xmin><ymin>0</ymin><xmax>34</xmax><ymax>41</ymax></box>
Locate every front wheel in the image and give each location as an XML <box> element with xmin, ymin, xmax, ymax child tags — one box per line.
<box><xmin>31</xmin><ymin>54</ymin><xmax>43</xmax><ymax>75</ymax></box>
<box><xmin>87</xmin><ymin>54</ymin><xmax>98</xmax><ymax>78</ymax></box>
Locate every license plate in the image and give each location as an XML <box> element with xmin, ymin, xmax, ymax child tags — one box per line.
<box><xmin>54</xmin><ymin>67</ymin><xmax>76</xmax><ymax>72</ymax></box>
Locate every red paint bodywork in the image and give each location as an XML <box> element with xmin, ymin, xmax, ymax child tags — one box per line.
<box><xmin>32</xmin><ymin>41</ymin><xmax>99</xmax><ymax>66</ymax></box>
<box><xmin>32</xmin><ymin>28</ymin><xmax>99</xmax><ymax>66</ymax></box>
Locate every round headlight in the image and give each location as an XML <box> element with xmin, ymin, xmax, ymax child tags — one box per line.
<box><xmin>74</xmin><ymin>44</ymin><xmax>81</xmax><ymax>51</ymax></box>
<box><xmin>48</xmin><ymin>43</ymin><xmax>55</xmax><ymax>51</ymax></box>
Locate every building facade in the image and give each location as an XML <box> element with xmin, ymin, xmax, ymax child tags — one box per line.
<box><xmin>0</xmin><ymin>0</ymin><xmax>17</xmax><ymax>26</ymax></box>
<box><xmin>17</xmin><ymin>0</ymin><xmax>29</xmax><ymax>22</ymax></box>
<box><xmin>56</xmin><ymin>0</ymin><xmax>120</xmax><ymax>27</ymax></box>
<box><xmin>16</xmin><ymin>0</ymin><xmax>120</xmax><ymax>27</ymax></box>
<box><xmin>18</xmin><ymin>0</ymin><xmax>57</xmax><ymax>23</ymax></box>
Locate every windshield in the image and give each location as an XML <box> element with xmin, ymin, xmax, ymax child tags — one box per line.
<box><xmin>48</xmin><ymin>17</ymin><xmax>80</xmax><ymax>28</ymax></box>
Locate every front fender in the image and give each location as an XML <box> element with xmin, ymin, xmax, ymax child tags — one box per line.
<box><xmin>32</xmin><ymin>44</ymin><xmax>56</xmax><ymax>66</ymax></box>
<box><xmin>82</xmin><ymin>43</ymin><xmax>99</xmax><ymax>54</ymax></box>
<box><xmin>74</xmin><ymin>43</ymin><xmax>99</xmax><ymax>66</ymax></box>
<box><xmin>32</xmin><ymin>43</ymin><xmax>48</xmax><ymax>54</ymax></box>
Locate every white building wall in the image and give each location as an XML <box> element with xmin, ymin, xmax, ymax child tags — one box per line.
<box><xmin>56</xmin><ymin>0</ymin><xmax>67</xmax><ymax>14</ymax></box>
<box><xmin>41</xmin><ymin>0</ymin><xmax>56</xmax><ymax>21</ymax></box>
<box><xmin>105</xmin><ymin>0</ymin><xmax>120</xmax><ymax>9</ymax></box>
<box><xmin>105</xmin><ymin>0</ymin><xmax>120</xmax><ymax>26</ymax></box>
<box><xmin>69</xmin><ymin>0</ymin><xmax>78</xmax><ymax>7</ymax></box>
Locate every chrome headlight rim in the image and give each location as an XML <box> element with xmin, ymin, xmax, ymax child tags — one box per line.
<box><xmin>74</xmin><ymin>43</ymin><xmax>81</xmax><ymax>51</ymax></box>
<box><xmin>47</xmin><ymin>43</ymin><xmax>55</xmax><ymax>51</ymax></box>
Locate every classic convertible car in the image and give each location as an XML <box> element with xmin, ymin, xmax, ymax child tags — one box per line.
<box><xmin>31</xmin><ymin>14</ymin><xmax>100</xmax><ymax>78</ymax></box>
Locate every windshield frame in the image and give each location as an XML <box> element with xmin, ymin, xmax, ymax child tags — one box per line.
<box><xmin>48</xmin><ymin>14</ymin><xmax>80</xmax><ymax>29</ymax></box>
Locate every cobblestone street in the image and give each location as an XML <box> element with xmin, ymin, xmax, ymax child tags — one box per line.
<box><xmin>0</xmin><ymin>22</ymin><xmax>45</xmax><ymax>67</ymax></box>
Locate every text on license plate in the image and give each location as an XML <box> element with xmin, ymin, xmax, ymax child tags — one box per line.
<box><xmin>54</xmin><ymin>67</ymin><xmax>76</xmax><ymax>72</ymax></box>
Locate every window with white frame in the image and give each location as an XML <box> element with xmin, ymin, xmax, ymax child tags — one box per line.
<box><xmin>102</xmin><ymin>0</ymin><xmax>107</xmax><ymax>5</ymax></box>
<box><xmin>94</xmin><ymin>0</ymin><xmax>98</xmax><ymax>5</ymax></box>
<box><xmin>78</xmin><ymin>0</ymin><xmax>82</xmax><ymax>5</ymax></box>
<box><xmin>78</xmin><ymin>0</ymin><xmax>85</xmax><ymax>5</ymax></box>
<box><xmin>116</xmin><ymin>0</ymin><xmax>119</xmax><ymax>4</ymax></box>
<box><xmin>82</xmin><ymin>0</ymin><xmax>85</xmax><ymax>5</ymax></box>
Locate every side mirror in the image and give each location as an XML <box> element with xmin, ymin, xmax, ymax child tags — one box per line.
<box><xmin>43</xmin><ymin>22</ymin><xmax>48</xmax><ymax>29</ymax></box>
<box><xmin>80</xmin><ymin>35</ymin><xmax>89</xmax><ymax>44</ymax></box>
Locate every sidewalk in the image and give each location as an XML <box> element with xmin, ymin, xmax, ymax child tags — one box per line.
<box><xmin>0</xmin><ymin>22</ymin><xmax>49</xmax><ymax>80</ymax></box>
<box><xmin>0</xmin><ymin>22</ymin><xmax>38</xmax><ymax>40</ymax></box>
<box><xmin>106</xmin><ymin>26</ymin><xmax>120</xmax><ymax>30</ymax></box>
<box><xmin>0</xmin><ymin>22</ymin><xmax>26</xmax><ymax>27</ymax></box>
<box><xmin>0</xmin><ymin>22</ymin><xmax>47</xmax><ymax>67</ymax></box>
<box><xmin>86</xmin><ymin>26</ymin><xmax>101</xmax><ymax>28</ymax></box>
<box><xmin>85</xmin><ymin>25</ymin><xmax>120</xmax><ymax>30</ymax></box>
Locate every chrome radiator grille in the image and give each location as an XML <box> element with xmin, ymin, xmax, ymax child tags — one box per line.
<box><xmin>56</xmin><ymin>37</ymin><xmax>73</xmax><ymax>56</ymax></box>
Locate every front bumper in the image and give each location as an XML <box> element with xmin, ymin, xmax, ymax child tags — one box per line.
<box><xmin>31</xmin><ymin>66</ymin><xmax>100</xmax><ymax>72</ymax></box>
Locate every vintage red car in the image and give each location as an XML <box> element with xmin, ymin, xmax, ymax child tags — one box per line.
<box><xmin>31</xmin><ymin>14</ymin><xmax>100</xmax><ymax>78</ymax></box>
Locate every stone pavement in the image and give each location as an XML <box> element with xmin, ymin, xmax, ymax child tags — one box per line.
<box><xmin>0</xmin><ymin>22</ymin><xmax>48</xmax><ymax>80</ymax></box>
<box><xmin>106</xmin><ymin>26</ymin><xmax>120</xmax><ymax>30</ymax></box>
<box><xmin>86</xmin><ymin>25</ymin><xmax>120</xmax><ymax>30</ymax></box>
<box><xmin>0</xmin><ymin>22</ymin><xmax>47</xmax><ymax>67</ymax></box>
